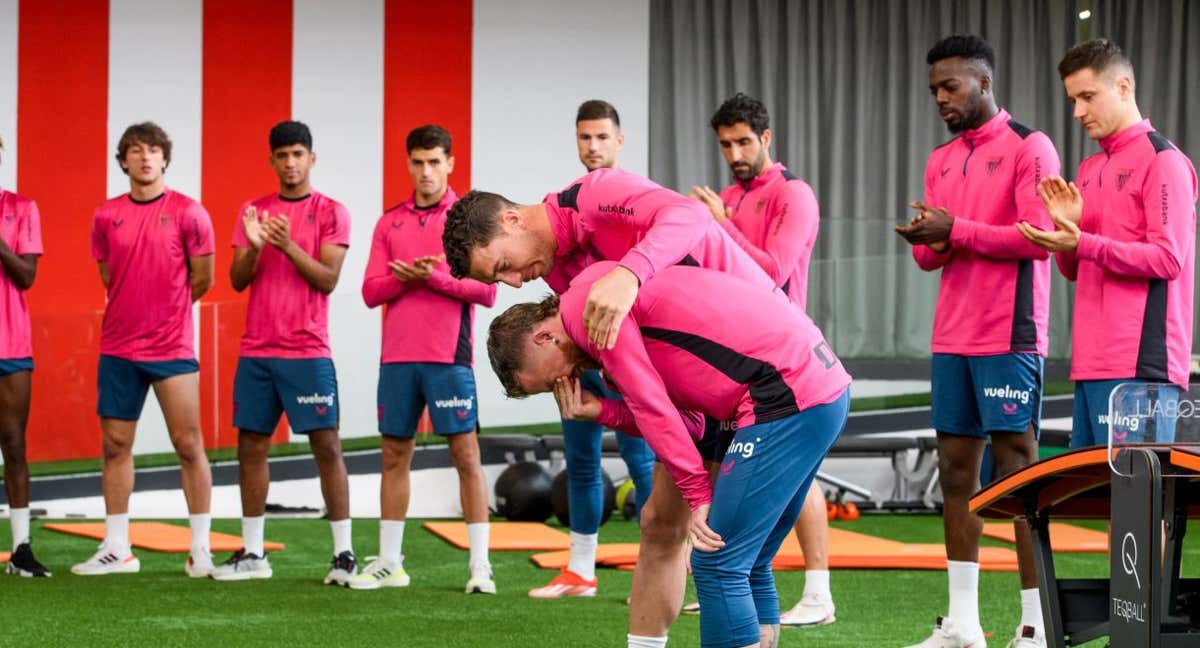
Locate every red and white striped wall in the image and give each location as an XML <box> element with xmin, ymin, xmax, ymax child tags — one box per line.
<box><xmin>2</xmin><ymin>0</ymin><xmax>649</xmax><ymax>461</ymax></box>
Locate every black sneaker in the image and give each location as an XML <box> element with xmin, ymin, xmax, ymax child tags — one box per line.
<box><xmin>323</xmin><ymin>550</ymin><xmax>357</xmax><ymax>586</ymax></box>
<box><xmin>6</xmin><ymin>542</ymin><xmax>52</xmax><ymax>577</ymax></box>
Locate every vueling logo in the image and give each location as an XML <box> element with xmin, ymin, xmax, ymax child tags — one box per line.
<box><xmin>726</xmin><ymin>436</ymin><xmax>761</xmax><ymax>459</ymax></box>
<box><xmin>296</xmin><ymin>393</ymin><xmax>335</xmax><ymax>406</ymax></box>
<box><xmin>434</xmin><ymin>396</ymin><xmax>474</xmax><ymax>410</ymax></box>
<box><xmin>982</xmin><ymin>384</ymin><xmax>1031</xmax><ymax>405</ymax></box>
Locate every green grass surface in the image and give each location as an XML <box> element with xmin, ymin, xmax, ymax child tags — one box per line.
<box><xmin>1</xmin><ymin>515</ymin><xmax>1166</xmax><ymax>647</ymax></box>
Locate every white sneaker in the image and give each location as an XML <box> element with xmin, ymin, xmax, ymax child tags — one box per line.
<box><xmin>1005</xmin><ymin>625</ymin><xmax>1045</xmax><ymax>648</ymax></box>
<box><xmin>465</xmin><ymin>564</ymin><xmax>496</xmax><ymax>594</ymax></box>
<box><xmin>70</xmin><ymin>545</ymin><xmax>140</xmax><ymax>576</ymax></box>
<box><xmin>779</xmin><ymin>592</ymin><xmax>836</xmax><ymax>627</ymax></box>
<box><xmin>348</xmin><ymin>557</ymin><xmax>410</xmax><ymax>590</ymax></box>
<box><xmin>185</xmin><ymin>550</ymin><xmax>214</xmax><ymax>578</ymax></box>
<box><xmin>323</xmin><ymin>550</ymin><xmax>358</xmax><ymax>586</ymax></box>
<box><xmin>904</xmin><ymin>617</ymin><xmax>988</xmax><ymax>648</ymax></box>
<box><xmin>211</xmin><ymin>549</ymin><xmax>273</xmax><ymax>581</ymax></box>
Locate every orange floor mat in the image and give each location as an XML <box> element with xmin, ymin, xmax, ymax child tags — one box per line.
<box><xmin>43</xmin><ymin>521</ymin><xmax>285</xmax><ymax>553</ymax></box>
<box><xmin>531</xmin><ymin>543</ymin><xmax>640</xmax><ymax>569</ymax></box>
<box><xmin>424</xmin><ymin>521</ymin><xmax>570</xmax><ymax>551</ymax></box>
<box><xmin>982</xmin><ymin>522</ymin><xmax>1108</xmax><ymax>553</ymax></box>
<box><xmin>0</xmin><ymin>552</ymin><xmax>8</xmax><ymax>563</ymax></box>
<box><xmin>535</xmin><ymin>527</ymin><xmax>1019</xmax><ymax>572</ymax></box>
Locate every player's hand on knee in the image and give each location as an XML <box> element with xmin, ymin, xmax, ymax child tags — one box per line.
<box><xmin>553</xmin><ymin>377</ymin><xmax>600</xmax><ymax>422</ymax></box>
<box><xmin>688</xmin><ymin>504</ymin><xmax>725</xmax><ymax>552</ymax></box>
<box><xmin>583</xmin><ymin>266</ymin><xmax>639</xmax><ymax>349</ymax></box>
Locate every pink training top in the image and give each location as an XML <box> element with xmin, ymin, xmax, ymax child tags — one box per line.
<box><xmin>1056</xmin><ymin>120</ymin><xmax>1197</xmax><ymax>388</ymax></box>
<box><xmin>0</xmin><ymin>190</ymin><xmax>43</xmax><ymax>360</ymax></box>
<box><xmin>718</xmin><ymin>163</ymin><xmax>820</xmax><ymax>312</ymax></box>
<box><xmin>233</xmin><ymin>191</ymin><xmax>350</xmax><ymax>358</ymax></box>
<box><xmin>913</xmin><ymin>109</ymin><xmax>1060</xmax><ymax>357</ymax></box>
<box><xmin>363</xmin><ymin>189</ymin><xmax>497</xmax><ymax>365</ymax></box>
<box><xmin>561</xmin><ymin>261</ymin><xmax>852</xmax><ymax>510</ymax></box>
<box><xmin>91</xmin><ymin>189</ymin><xmax>215</xmax><ymax>361</ymax></box>
<box><xmin>543</xmin><ymin>168</ymin><xmax>774</xmax><ymax>295</ymax></box>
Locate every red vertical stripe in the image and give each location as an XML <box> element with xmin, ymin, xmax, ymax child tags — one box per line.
<box><xmin>201</xmin><ymin>0</ymin><xmax>292</xmax><ymax>447</ymax></box>
<box><xmin>383</xmin><ymin>0</ymin><xmax>473</xmax><ymax>208</ymax></box>
<box><xmin>18</xmin><ymin>0</ymin><xmax>109</xmax><ymax>462</ymax></box>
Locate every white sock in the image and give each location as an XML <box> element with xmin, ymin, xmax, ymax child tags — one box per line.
<box><xmin>242</xmin><ymin>515</ymin><xmax>265</xmax><ymax>556</ymax></box>
<box><xmin>627</xmin><ymin>635</ymin><xmax>668</xmax><ymax>648</ymax></box>
<box><xmin>380</xmin><ymin>519</ymin><xmax>405</xmax><ymax>566</ymax></box>
<box><xmin>567</xmin><ymin>531</ymin><xmax>599</xmax><ymax>580</ymax></box>
<box><xmin>105</xmin><ymin>513</ymin><xmax>131</xmax><ymax>554</ymax></box>
<box><xmin>467</xmin><ymin>522</ymin><xmax>490</xmax><ymax>572</ymax></box>
<box><xmin>947</xmin><ymin>560</ymin><xmax>981</xmax><ymax>633</ymax></box>
<box><xmin>188</xmin><ymin>513</ymin><xmax>211</xmax><ymax>555</ymax></box>
<box><xmin>330</xmin><ymin>518</ymin><xmax>353</xmax><ymax>555</ymax></box>
<box><xmin>1020</xmin><ymin>587</ymin><xmax>1044</xmax><ymax>635</ymax></box>
<box><xmin>10</xmin><ymin>507</ymin><xmax>30</xmax><ymax>549</ymax></box>
<box><xmin>802</xmin><ymin>569</ymin><xmax>831</xmax><ymax>600</ymax></box>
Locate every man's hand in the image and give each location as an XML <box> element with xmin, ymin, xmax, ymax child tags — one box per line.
<box><xmin>552</xmin><ymin>377</ymin><xmax>601</xmax><ymax>422</ymax></box>
<box><xmin>1037</xmin><ymin>176</ymin><xmax>1083</xmax><ymax>227</ymax></box>
<box><xmin>388</xmin><ymin>260</ymin><xmax>433</xmax><ymax>281</ymax></box>
<box><xmin>262</xmin><ymin>215</ymin><xmax>293</xmax><ymax>251</ymax></box>
<box><xmin>894</xmin><ymin>201</ymin><xmax>954</xmax><ymax>246</ymax></box>
<box><xmin>689</xmin><ymin>504</ymin><xmax>725</xmax><ymax>552</ymax></box>
<box><xmin>412</xmin><ymin>254</ymin><xmax>444</xmax><ymax>270</ymax></box>
<box><xmin>1016</xmin><ymin>211</ymin><xmax>1081</xmax><ymax>253</ymax></box>
<box><xmin>584</xmin><ymin>265</ymin><xmax>639</xmax><ymax>350</ymax></box>
<box><xmin>688</xmin><ymin>186</ymin><xmax>731</xmax><ymax>223</ymax></box>
<box><xmin>242</xmin><ymin>206</ymin><xmax>267</xmax><ymax>250</ymax></box>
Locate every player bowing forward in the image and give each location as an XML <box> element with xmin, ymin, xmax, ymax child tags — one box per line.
<box><xmin>353</xmin><ymin>125</ymin><xmax>498</xmax><ymax>594</ymax></box>
<box><xmin>488</xmin><ymin>261</ymin><xmax>850</xmax><ymax>648</ymax></box>
<box><xmin>213</xmin><ymin>121</ymin><xmax>356</xmax><ymax>585</ymax></box>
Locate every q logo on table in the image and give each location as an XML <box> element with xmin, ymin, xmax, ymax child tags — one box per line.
<box><xmin>1121</xmin><ymin>532</ymin><xmax>1140</xmax><ymax>590</ymax></box>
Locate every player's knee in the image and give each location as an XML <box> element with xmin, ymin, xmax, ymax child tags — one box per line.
<box><xmin>102</xmin><ymin>434</ymin><xmax>133</xmax><ymax>461</ymax></box>
<box><xmin>639</xmin><ymin>502</ymin><xmax>688</xmax><ymax>549</ymax></box>
<box><xmin>937</xmin><ymin>460</ymin><xmax>977</xmax><ymax>497</ymax></box>
<box><xmin>308</xmin><ymin>433</ymin><xmax>344</xmax><ymax>464</ymax></box>
<box><xmin>381</xmin><ymin>440</ymin><xmax>413</xmax><ymax>471</ymax></box>
<box><xmin>0</xmin><ymin>435</ymin><xmax>27</xmax><ymax>466</ymax></box>
<box><xmin>449</xmin><ymin>438</ymin><xmax>481</xmax><ymax>470</ymax></box>
<box><xmin>993</xmin><ymin>451</ymin><xmax>1035</xmax><ymax>479</ymax></box>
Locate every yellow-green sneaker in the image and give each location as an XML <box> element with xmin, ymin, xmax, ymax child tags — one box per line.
<box><xmin>348</xmin><ymin>557</ymin><xmax>409</xmax><ymax>590</ymax></box>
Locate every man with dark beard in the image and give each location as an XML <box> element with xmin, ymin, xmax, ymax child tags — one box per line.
<box><xmin>689</xmin><ymin>93</ymin><xmax>834</xmax><ymax>628</ymax></box>
<box><xmin>896</xmin><ymin>35</ymin><xmax>1060</xmax><ymax>648</ymax></box>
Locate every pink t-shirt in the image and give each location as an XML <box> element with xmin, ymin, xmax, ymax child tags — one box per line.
<box><xmin>91</xmin><ymin>189</ymin><xmax>214</xmax><ymax>361</ymax></box>
<box><xmin>0</xmin><ymin>190</ymin><xmax>44</xmax><ymax>360</ymax></box>
<box><xmin>542</xmin><ymin>168</ymin><xmax>774</xmax><ymax>295</ymax></box>
<box><xmin>562</xmin><ymin>261</ymin><xmax>852</xmax><ymax>510</ymax></box>
<box><xmin>1057</xmin><ymin>120</ymin><xmax>1197</xmax><ymax>388</ymax></box>
<box><xmin>362</xmin><ymin>189</ymin><xmax>497</xmax><ymax>365</ymax></box>
<box><xmin>233</xmin><ymin>191</ymin><xmax>351</xmax><ymax>358</ymax></box>
<box><xmin>718</xmin><ymin>163</ymin><xmax>820</xmax><ymax>312</ymax></box>
<box><xmin>913</xmin><ymin>109</ymin><xmax>1060</xmax><ymax>357</ymax></box>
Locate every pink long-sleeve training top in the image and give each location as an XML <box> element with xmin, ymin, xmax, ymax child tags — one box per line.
<box><xmin>913</xmin><ymin>108</ymin><xmax>1061</xmax><ymax>357</ymax></box>
<box><xmin>560</xmin><ymin>261</ymin><xmax>851</xmax><ymax>511</ymax></box>
<box><xmin>363</xmin><ymin>189</ymin><xmax>497</xmax><ymax>365</ymax></box>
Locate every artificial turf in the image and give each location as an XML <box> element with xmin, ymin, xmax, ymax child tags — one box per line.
<box><xmin>0</xmin><ymin>514</ymin><xmax>1166</xmax><ymax>647</ymax></box>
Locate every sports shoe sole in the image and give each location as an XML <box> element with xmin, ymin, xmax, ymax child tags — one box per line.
<box><xmin>349</xmin><ymin>576</ymin><xmax>410</xmax><ymax>590</ymax></box>
<box><xmin>529</xmin><ymin>586</ymin><xmax>596</xmax><ymax>599</ymax></box>
<box><xmin>466</xmin><ymin>580</ymin><xmax>497</xmax><ymax>594</ymax></box>
<box><xmin>780</xmin><ymin>613</ymin><xmax>836</xmax><ymax>627</ymax></box>
<box><xmin>6</xmin><ymin>565</ymin><xmax>51</xmax><ymax>578</ymax></box>
<box><xmin>70</xmin><ymin>563</ymin><xmax>141</xmax><ymax>576</ymax></box>
<box><xmin>211</xmin><ymin>568</ymin><xmax>273</xmax><ymax>581</ymax></box>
